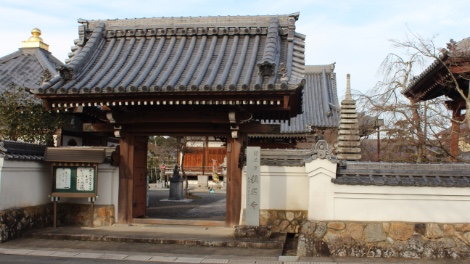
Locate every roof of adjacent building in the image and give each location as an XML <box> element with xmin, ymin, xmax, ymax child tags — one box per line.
<box><xmin>281</xmin><ymin>64</ymin><xmax>339</xmax><ymax>132</ymax></box>
<box><xmin>335</xmin><ymin>161</ymin><xmax>470</xmax><ymax>187</ymax></box>
<box><xmin>0</xmin><ymin>29</ymin><xmax>63</xmax><ymax>92</ymax></box>
<box><xmin>403</xmin><ymin>37</ymin><xmax>470</xmax><ymax>102</ymax></box>
<box><xmin>32</xmin><ymin>13</ymin><xmax>305</xmax><ymax>96</ymax></box>
<box><xmin>0</xmin><ymin>140</ymin><xmax>46</xmax><ymax>161</ymax></box>
<box><xmin>253</xmin><ymin>63</ymin><xmax>339</xmax><ymax>136</ymax></box>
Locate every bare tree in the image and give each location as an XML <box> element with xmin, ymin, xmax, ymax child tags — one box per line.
<box><xmin>357</xmin><ymin>32</ymin><xmax>464</xmax><ymax>162</ymax></box>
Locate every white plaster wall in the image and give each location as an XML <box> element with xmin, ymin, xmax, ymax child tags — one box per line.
<box><xmin>304</xmin><ymin>158</ymin><xmax>470</xmax><ymax>223</ymax></box>
<box><xmin>0</xmin><ymin>158</ymin><xmax>50</xmax><ymax>210</ymax></box>
<box><xmin>305</xmin><ymin>158</ymin><xmax>337</xmax><ymax>220</ymax></box>
<box><xmin>241</xmin><ymin>165</ymin><xmax>308</xmax><ymax>211</ymax></box>
<box><xmin>333</xmin><ymin>185</ymin><xmax>470</xmax><ymax>223</ymax></box>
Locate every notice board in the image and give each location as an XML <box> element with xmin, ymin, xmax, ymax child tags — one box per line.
<box><xmin>51</xmin><ymin>165</ymin><xmax>98</xmax><ymax>197</ymax></box>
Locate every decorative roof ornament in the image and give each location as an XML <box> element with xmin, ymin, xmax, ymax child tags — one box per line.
<box><xmin>21</xmin><ymin>28</ymin><xmax>49</xmax><ymax>51</ymax></box>
<box><xmin>257</xmin><ymin>60</ymin><xmax>276</xmax><ymax>76</ymax></box>
<box><xmin>311</xmin><ymin>140</ymin><xmax>332</xmax><ymax>160</ymax></box>
<box><xmin>57</xmin><ymin>65</ymin><xmax>75</xmax><ymax>81</ymax></box>
<box><xmin>278</xmin><ymin>62</ymin><xmax>288</xmax><ymax>81</ymax></box>
<box><xmin>336</xmin><ymin>74</ymin><xmax>361</xmax><ymax>161</ymax></box>
<box><xmin>40</xmin><ymin>69</ymin><xmax>52</xmax><ymax>85</ymax></box>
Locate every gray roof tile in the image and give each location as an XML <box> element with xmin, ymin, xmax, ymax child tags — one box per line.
<box><xmin>264</xmin><ymin>63</ymin><xmax>339</xmax><ymax>133</ymax></box>
<box><xmin>0</xmin><ymin>48</ymin><xmax>63</xmax><ymax>91</ymax></box>
<box><xmin>32</xmin><ymin>13</ymin><xmax>305</xmax><ymax>95</ymax></box>
<box><xmin>0</xmin><ymin>140</ymin><xmax>46</xmax><ymax>161</ymax></box>
<box><xmin>335</xmin><ymin>161</ymin><xmax>470</xmax><ymax>187</ymax></box>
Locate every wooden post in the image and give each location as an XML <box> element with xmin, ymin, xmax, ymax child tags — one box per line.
<box><xmin>127</xmin><ymin>135</ymin><xmax>135</xmax><ymax>224</ymax></box>
<box><xmin>450</xmin><ymin>111</ymin><xmax>463</xmax><ymax>162</ymax></box>
<box><xmin>53</xmin><ymin>198</ymin><xmax>57</xmax><ymax>228</ymax></box>
<box><xmin>90</xmin><ymin>198</ymin><xmax>95</xmax><ymax>228</ymax></box>
<box><xmin>225</xmin><ymin>133</ymin><xmax>246</xmax><ymax>227</ymax></box>
<box><xmin>118</xmin><ymin>133</ymin><xmax>132</xmax><ymax>224</ymax></box>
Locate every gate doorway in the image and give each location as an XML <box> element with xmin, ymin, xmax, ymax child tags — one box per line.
<box><xmin>119</xmin><ymin>133</ymin><xmax>245</xmax><ymax>226</ymax></box>
<box><xmin>145</xmin><ymin>136</ymin><xmax>227</xmax><ymax>224</ymax></box>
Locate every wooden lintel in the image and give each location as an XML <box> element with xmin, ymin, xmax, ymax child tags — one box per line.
<box><xmin>116</xmin><ymin>111</ymin><xmax>232</xmax><ymax>124</ymax></box>
<box><xmin>83</xmin><ymin>122</ymin><xmax>280</xmax><ymax>135</ymax></box>
<box><xmin>239</xmin><ymin>123</ymin><xmax>280</xmax><ymax>133</ymax></box>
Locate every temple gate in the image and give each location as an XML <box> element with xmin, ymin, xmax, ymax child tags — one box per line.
<box><xmin>30</xmin><ymin>13</ymin><xmax>306</xmax><ymax>226</ymax></box>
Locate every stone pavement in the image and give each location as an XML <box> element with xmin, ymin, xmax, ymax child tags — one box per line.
<box><xmin>0</xmin><ymin>224</ymin><xmax>468</xmax><ymax>263</ymax></box>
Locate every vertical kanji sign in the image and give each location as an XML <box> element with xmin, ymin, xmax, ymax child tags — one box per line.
<box><xmin>246</xmin><ymin>147</ymin><xmax>260</xmax><ymax>226</ymax></box>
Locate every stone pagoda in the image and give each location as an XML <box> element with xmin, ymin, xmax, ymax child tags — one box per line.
<box><xmin>336</xmin><ymin>74</ymin><xmax>361</xmax><ymax>160</ymax></box>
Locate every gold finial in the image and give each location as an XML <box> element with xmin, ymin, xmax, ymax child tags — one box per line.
<box><xmin>22</xmin><ymin>28</ymin><xmax>49</xmax><ymax>51</ymax></box>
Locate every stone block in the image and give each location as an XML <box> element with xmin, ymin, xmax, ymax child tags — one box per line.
<box><xmin>455</xmin><ymin>224</ymin><xmax>470</xmax><ymax>232</ymax></box>
<box><xmin>279</xmin><ymin>220</ymin><xmax>290</xmax><ymax>231</ymax></box>
<box><xmin>442</xmin><ymin>224</ymin><xmax>455</xmax><ymax>235</ymax></box>
<box><xmin>364</xmin><ymin>223</ymin><xmax>386</xmax><ymax>243</ymax></box>
<box><xmin>426</xmin><ymin>223</ymin><xmax>444</xmax><ymax>239</ymax></box>
<box><xmin>464</xmin><ymin>232</ymin><xmax>470</xmax><ymax>243</ymax></box>
<box><xmin>314</xmin><ymin>222</ymin><xmax>327</xmax><ymax>239</ymax></box>
<box><xmin>327</xmin><ymin>222</ymin><xmax>346</xmax><ymax>230</ymax></box>
<box><xmin>346</xmin><ymin>222</ymin><xmax>364</xmax><ymax>241</ymax></box>
<box><xmin>414</xmin><ymin>223</ymin><xmax>426</xmax><ymax>236</ymax></box>
<box><xmin>389</xmin><ymin>222</ymin><xmax>414</xmax><ymax>241</ymax></box>
<box><xmin>300</xmin><ymin>222</ymin><xmax>316</xmax><ymax>236</ymax></box>
<box><xmin>233</xmin><ymin>225</ymin><xmax>272</xmax><ymax>240</ymax></box>
<box><xmin>97</xmin><ymin>207</ymin><xmax>107</xmax><ymax>217</ymax></box>
<box><xmin>286</xmin><ymin>211</ymin><xmax>295</xmax><ymax>221</ymax></box>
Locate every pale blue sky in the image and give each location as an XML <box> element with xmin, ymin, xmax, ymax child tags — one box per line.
<box><xmin>1</xmin><ymin>0</ymin><xmax>470</xmax><ymax>97</ymax></box>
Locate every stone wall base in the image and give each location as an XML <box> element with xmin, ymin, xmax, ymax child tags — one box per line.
<box><xmin>0</xmin><ymin>203</ymin><xmax>115</xmax><ymax>243</ymax></box>
<box><xmin>298</xmin><ymin>221</ymin><xmax>470</xmax><ymax>260</ymax></box>
<box><xmin>240</xmin><ymin>209</ymin><xmax>307</xmax><ymax>233</ymax></box>
<box><xmin>233</xmin><ymin>225</ymin><xmax>272</xmax><ymax>239</ymax></box>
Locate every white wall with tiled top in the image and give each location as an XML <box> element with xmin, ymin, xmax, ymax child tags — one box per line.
<box><xmin>0</xmin><ymin>159</ymin><xmax>50</xmax><ymax>210</ymax></box>
<box><xmin>305</xmin><ymin>158</ymin><xmax>470</xmax><ymax>223</ymax></box>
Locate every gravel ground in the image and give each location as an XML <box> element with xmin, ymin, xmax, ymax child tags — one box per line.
<box><xmin>146</xmin><ymin>187</ymin><xmax>226</xmax><ymax>220</ymax></box>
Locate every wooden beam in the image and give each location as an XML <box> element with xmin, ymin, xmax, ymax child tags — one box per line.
<box><xmin>83</xmin><ymin>122</ymin><xmax>280</xmax><ymax>135</ymax></box>
<box><xmin>115</xmin><ymin>111</ymin><xmax>233</xmax><ymax>124</ymax></box>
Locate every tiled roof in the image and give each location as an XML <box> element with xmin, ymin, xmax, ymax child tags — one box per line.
<box><xmin>32</xmin><ymin>13</ymin><xmax>305</xmax><ymax>95</ymax></box>
<box><xmin>254</xmin><ymin>63</ymin><xmax>339</xmax><ymax>135</ymax></box>
<box><xmin>260</xmin><ymin>148</ymin><xmax>311</xmax><ymax>166</ymax></box>
<box><xmin>403</xmin><ymin>37</ymin><xmax>470</xmax><ymax>101</ymax></box>
<box><xmin>0</xmin><ymin>140</ymin><xmax>46</xmax><ymax>161</ymax></box>
<box><xmin>335</xmin><ymin>161</ymin><xmax>470</xmax><ymax>187</ymax></box>
<box><xmin>281</xmin><ymin>64</ymin><xmax>339</xmax><ymax>132</ymax></box>
<box><xmin>0</xmin><ymin>48</ymin><xmax>63</xmax><ymax>91</ymax></box>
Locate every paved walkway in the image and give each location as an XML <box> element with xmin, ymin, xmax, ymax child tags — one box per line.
<box><xmin>1</xmin><ymin>224</ymin><xmax>468</xmax><ymax>263</ymax></box>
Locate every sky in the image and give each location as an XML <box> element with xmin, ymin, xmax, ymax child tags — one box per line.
<box><xmin>1</xmin><ymin>0</ymin><xmax>470</xmax><ymax>99</ymax></box>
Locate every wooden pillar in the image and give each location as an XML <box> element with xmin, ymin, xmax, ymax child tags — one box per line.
<box><xmin>450</xmin><ymin>111</ymin><xmax>463</xmax><ymax>162</ymax></box>
<box><xmin>118</xmin><ymin>132</ymin><xmax>135</xmax><ymax>224</ymax></box>
<box><xmin>225</xmin><ymin>133</ymin><xmax>246</xmax><ymax>227</ymax></box>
